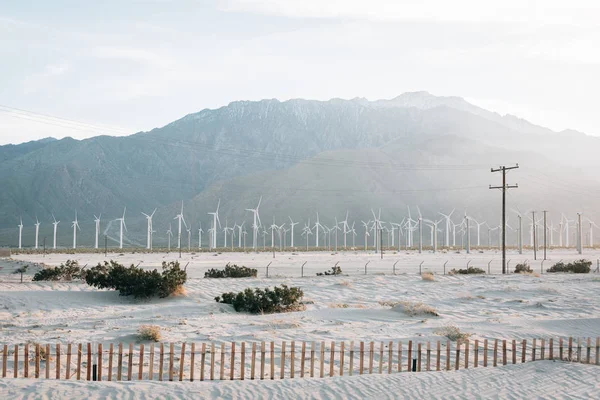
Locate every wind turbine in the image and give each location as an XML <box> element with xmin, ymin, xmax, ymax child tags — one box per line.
<box><xmin>438</xmin><ymin>209</ymin><xmax>455</xmax><ymax>248</ymax></box>
<box><xmin>289</xmin><ymin>217</ymin><xmax>299</xmax><ymax>248</ymax></box>
<box><xmin>52</xmin><ymin>214</ymin><xmax>60</xmax><ymax>249</ymax></box>
<box><xmin>142</xmin><ymin>209</ymin><xmax>157</xmax><ymax>250</ymax></box>
<box><xmin>223</xmin><ymin>219</ymin><xmax>233</xmax><ymax>248</ymax></box>
<box><xmin>313</xmin><ymin>213</ymin><xmax>324</xmax><ymax>248</ymax></box>
<box><xmin>115</xmin><ymin>208</ymin><xmax>127</xmax><ymax>249</ymax></box>
<box><xmin>167</xmin><ymin>224</ymin><xmax>173</xmax><ymax>251</ymax></box>
<box><xmin>208</xmin><ymin>200</ymin><xmax>221</xmax><ymax>250</ymax></box>
<box><xmin>245</xmin><ymin>197</ymin><xmax>262</xmax><ymax>250</ymax></box>
<box><xmin>174</xmin><ymin>201</ymin><xmax>186</xmax><ymax>250</ymax></box>
<box><xmin>351</xmin><ymin>222</ymin><xmax>357</xmax><ymax>248</ymax></box>
<box><xmin>361</xmin><ymin>220</ymin><xmax>370</xmax><ymax>251</ymax></box>
<box><xmin>93</xmin><ymin>214</ymin><xmax>101</xmax><ymax>249</ymax></box>
<box><xmin>71</xmin><ymin>211</ymin><xmax>80</xmax><ymax>249</ymax></box>
<box><xmin>187</xmin><ymin>222</ymin><xmax>192</xmax><ymax>251</ymax></box>
<box><xmin>235</xmin><ymin>222</ymin><xmax>245</xmax><ymax>248</ymax></box>
<box><xmin>464</xmin><ymin>213</ymin><xmax>471</xmax><ymax>254</ymax></box>
<box><xmin>302</xmin><ymin>220</ymin><xmax>312</xmax><ymax>251</ymax></box>
<box><xmin>423</xmin><ymin>218</ymin><xmax>442</xmax><ymax>253</ymax></box>
<box><xmin>34</xmin><ymin>218</ymin><xmax>40</xmax><ymax>249</ymax></box>
<box><xmin>17</xmin><ymin>217</ymin><xmax>23</xmax><ymax>249</ymax></box>
<box><xmin>341</xmin><ymin>211</ymin><xmax>350</xmax><ymax>249</ymax></box>
<box><xmin>198</xmin><ymin>222</ymin><xmax>203</xmax><ymax>249</ymax></box>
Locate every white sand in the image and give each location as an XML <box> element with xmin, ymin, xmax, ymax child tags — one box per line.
<box><xmin>1</xmin><ymin>361</ymin><xmax>598</xmax><ymax>399</ymax></box>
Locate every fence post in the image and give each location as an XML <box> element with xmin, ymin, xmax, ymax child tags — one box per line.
<box><xmin>436</xmin><ymin>341</ymin><xmax>441</xmax><ymax>371</ymax></box>
<box><xmin>419</xmin><ymin>261</ymin><xmax>424</xmax><ymax>275</ymax></box>
<box><xmin>300</xmin><ymin>342</ymin><xmax>305</xmax><ymax>378</ymax></box>
<box><xmin>407</xmin><ymin>341</ymin><xmax>412</xmax><ymax>372</ymax></box>
<box><xmin>446</xmin><ymin>341</ymin><xmax>451</xmax><ymax>371</ymax></box>
<box><xmin>108</xmin><ymin>343</ymin><xmax>114</xmax><ymax>381</ymax></box>
<box><xmin>56</xmin><ymin>343</ymin><xmax>61</xmax><ymax>380</ymax></box>
<box><xmin>230</xmin><ymin>342</ymin><xmax>235</xmax><ymax>381</ymax></box>
<box><xmin>2</xmin><ymin>344</ymin><xmax>7</xmax><ymax>378</ymax></box>
<box><xmin>301</xmin><ymin>262</ymin><xmax>306</xmax><ymax>278</ymax></box>
<box><xmin>266</xmin><ymin>262</ymin><xmax>271</xmax><ymax>278</ymax></box>
<box><xmin>474</xmin><ymin>340</ymin><xmax>479</xmax><ymax>367</ymax></box>
<box><xmin>483</xmin><ymin>339</ymin><xmax>488</xmax><ymax>367</ymax></box>
<box><xmin>393</xmin><ymin>261</ymin><xmax>398</xmax><ymax>275</ymax></box>
<box><xmin>13</xmin><ymin>345</ymin><xmax>18</xmax><ymax>379</ymax></box>
<box><xmin>365</xmin><ymin>261</ymin><xmax>370</xmax><ymax>275</ymax></box>
<box><xmin>444</xmin><ymin>261</ymin><xmax>448</xmax><ymax>275</ymax></box>
<box><xmin>179</xmin><ymin>343</ymin><xmax>185</xmax><ymax>381</ymax></box>
<box><xmin>349</xmin><ymin>341</ymin><xmax>354</xmax><ymax>376</ymax></box>
<box><xmin>488</xmin><ymin>260</ymin><xmax>493</xmax><ymax>274</ymax></box>
<box><xmin>329</xmin><ymin>341</ymin><xmax>334</xmax><ymax>377</ymax></box>
<box><xmin>190</xmin><ymin>343</ymin><xmax>195</xmax><ymax>382</ymax></box>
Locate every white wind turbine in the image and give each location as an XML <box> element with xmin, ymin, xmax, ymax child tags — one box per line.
<box><xmin>167</xmin><ymin>223</ymin><xmax>173</xmax><ymax>251</ymax></box>
<box><xmin>34</xmin><ymin>218</ymin><xmax>40</xmax><ymax>249</ymax></box>
<box><xmin>245</xmin><ymin>197</ymin><xmax>262</xmax><ymax>250</ymax></box>
<box><xmin>341</xmin><ymin>211</ymin><xmax>350</xmax><ymax>249</ymax></box>
<box><xmin>71</xmin><ymin>211</ymin><xmax>81</xmax><ymax>249</ymax></box>
<box><xmin>17</xmin><ymin>217</ymin><xmax>23</xmax><ymax>249</ymax></box>
<box><xmin>587</xmin><ymin>218</ymin><xmax>599</xmax><ymax>247</ymax></box>
<box><xmin>93</xmin><ymin>214</ymin><xmax>101</xmax><ymax>249</ymax></box>
<box><xmin>142</xmin><ymin>209</ymin><xmax>157</xmax><ymax>250</ymax></box>
<box><xmin>187</xmin><ymin>221</ymin><xmax>192</xmax><ymax>251</ymax></box>
<box><xmin>288</xmin><ymin>217</ymin><xmax>299</xmax><ymax>248</ymax></box>
<box><xmin>223</xmin><ymin>219</ymin><xmax>233</xmax><ymax>248</ymax></box>
<box><xmin>52</xmin><ymin>214</ymin><xmax>60</xmax><ymax>249</ymax></box>
<box><xmin>115</xmin><ymin>208</ymin><xmax>127</xmax><ymax>249</ymax></box>
<box><xmin>423</xmin><ymin>218</ymin><xmax>442</xmax><ymax>253</ymax></box>
<box><xmin>313</xmin><ymin>213</ymin><xmax>324</xmax><ymax>248</ymax></box>
<box><xmin>302</xmin><ymin>220</ymin><xmax>312</xmax><ymax>251</ymax></box>
<box><xmin>235</xmin><ymin>222</ymin><xmax>245</xmax><ymax>248</ymax></box>
<box><xmin>438</xmin><ymin>209</ymin><xmax>455</xmax><ymax>247</ymax></box>
<box><xmin>174</xmin><ymin>201</ymin><xmax>186</xmax><ymax>250</ymax></box>
<box><xmin>198</xmin><ymin>222</ymin><xmax>203</xmax><ymax>249</ymax></box>
<box><xmin>351</xmin><ymin>222</ymin><xmax>357</xmax><ymax>248</ymax></box>
<box><xmin>208</xmin><ymin>200</ymin><xmax>221</xmax><ymax>250</ymax></box>
<box><xmin>361</xmin><ymin>220</ymin><xmax>370</xmax><ymax>251</ymax></box>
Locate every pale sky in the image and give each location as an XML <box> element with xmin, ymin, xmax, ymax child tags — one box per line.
<box><xmin>1</xmin><ymin>0</ymin><xmax>599</xmax><ymax>145</ymax></box>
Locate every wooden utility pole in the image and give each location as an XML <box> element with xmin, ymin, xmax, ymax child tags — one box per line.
<box><xmin>532</xmin><ymin>211</ymin><xmax>537</xmax><ymax>260</ymax></box>
<box><xmin>543</xmin><ymin>211</ymin><xmax>548</xmax><ymax>260</ymax></box>
<box><xmin>490</xmin><ymin>164</ymin><xmax>519</xmax><ymax>274</ymax></box>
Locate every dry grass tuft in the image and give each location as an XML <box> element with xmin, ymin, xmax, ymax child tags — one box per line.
<box><xmin>434</xmin><ymin>325</ymin><xmax>472</xmax><ymax>341</ymax></box>
<box><xmin>172</xmin><ymin>285</ymin><xmax>187</xmax><ymax>297</ymax></box>
<box><xmin>338</xmin><ymin>280</ymin><xmax>353</xmax><ymax>288</ymax></box>
<box><xmin>378</xmin><ymin>300</ymin><xmax>400</xmax><ymax>307</ymax></box>
<box><xmin>422</xmin><ymin>272</ymin><xmax>435</xmax><ymax>281</ymax></box>
<box><xmin>329</xmin><ymin>303</ymin><xmax>350</xmax><ymax>309</ymax></box>
<box><xmin>138</xmin><ymin>325</ymin><xmax>162</xmax><ymax>342</ymax></box>
<box><xmin>520</xmin><ymin>271</ymin><xmax>541</xmax><ymax>278</ymax></box>
<box><xmin>393</xmin><ymin>301</ymin><xmax>439</xmax><ymax>317</ymax></box>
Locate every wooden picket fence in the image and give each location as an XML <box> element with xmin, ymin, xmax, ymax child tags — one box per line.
<box><xmin>1</xmin><ymin>337</ymin><xmax>599</xmax><ymax>382</ymax></box>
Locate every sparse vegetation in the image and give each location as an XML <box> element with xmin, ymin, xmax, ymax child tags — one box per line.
<box><xmin>450</xmin><ymin>267</ymin><xmax>485</xmax><ymax>275</ymax></box>
<box><xmin>138</xmin><ymin>325</ymin><xmax>162</xmax><ymax>342</ymax></box>
<box><xmin>14</xmin><ymin>265</ymin><xmax>29</xmax><ymax>283</ymax></box>
<box><xmin>514</xmin><ymin>263</ymin><xmax>532</xmax><ymax>274</ymax></box>
<box><xmin>547</xmin><ymin>259</ymin><xmax>591</xmax><ymax>274</ymax></box>
<box><xmin>422</xmin><ymin>272</ymin><xmax>435</xmax><ymax>281</ymax></box>
<box><xmin>434</xmin><ymin>325</ymin><xmax>472</xmax><ymax>341</ymax></box>
<box><xmin>338</xmin><ymin>280</ymin><xmax>352</xmax><ymax>287</ymax></box>
<box><xmin>85</xmin><ymin>260</ymin><xmax>187</xmax><ymax>298</ymax></box>
<box><xmin>204</xmin><ymin>263</ymin><xmax>258</xmax><ymax>278</ymax></box>
<box><xmin>317</xmin><ymin>266</ymin><xmax>342</xmax><ymax>276</ymax></box>
<box><xmin>215</xmin><ymin>285</ymin><xmax>304</xmax><ymax>314</ymax></box>
<box><xmin>392</xmin><ymin>301</ymin><xmax>439</xmax><ymax>317</ymax></box>
<box><xmin>32</xmin><ymin>260</ymin><xmax>85</xmax><ymax>281</ymax></box>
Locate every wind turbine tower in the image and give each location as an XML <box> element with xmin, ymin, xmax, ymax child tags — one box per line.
<box><xmin>71</xmin><ymin>211</ymin><xmax>80</xmax><ymax>249</ymax></box>
<box><xmin>52</xmin><ymin>215</ymin><xmax>60</xmax><ymax>250</ymax></box>
<box><xmin>208</xmin><ymin>200</ymin><xmax>221</xmax><ymax>250</ymax></box>
<box><xmin>245</xmin><ymin>197</ymin><xmax>262</xmax><ymax>250</ymax></box>
<box><xmin>289</xmin><ymin>217</ymin><xmax>299</xmax><ymax>248</ymax></box>
<box><xmin>115</xmin><ymin>208</ymin><xmax>127</xmax><ymax>249</ymax></box>
<box><xmin>142</xmin><ymin>209</ymin><xmax>157</xmax><ymax>250</ymax></box>
<box><xmin>174</xmin><ymin>202</ymin><xmax>186</xmax><ymax>250</ymax></box>
<box><xmin>34</xmin><ymin>218</ymin><xmax>40</xmax><ymax>249</ymax></box>
<box><xmin>18</xmin><ymin>217</ymin><xmax>23</xmax><ymax>249</ymax></box>
<box><xmin>94</xmin><ymin>215</ymin><xmax>101</xmax><ymax>249</ymax></box>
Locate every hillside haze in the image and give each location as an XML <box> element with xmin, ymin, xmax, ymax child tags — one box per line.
<box><xmin>2</xmin><ymin>92</ymin><xmax>600</xmax><ymax>248</ymax></box>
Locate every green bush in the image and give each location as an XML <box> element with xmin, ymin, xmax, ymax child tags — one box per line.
<box><xmin>215</xmin><ymin>284</ymin><xmax>304</xmax><ymax>314</ymax></box>
<box><xmin>204</xmin><ymin>263</ymin><xmax>257</xmax><ymax>278</ymax></box>
<box><xmin>450</xmin><ymin>267</ymin><xmax>486</xmax><ymax>275</ymax></box>
<box><xmin>85</xmin><ymin>260</ymin><xmax>187</xmax><ymax>298</ymax></box>
<box><xmin>317</xmin><ymin>266</ymin><xmax>342</xmax><ymax>276</ymax></box>
<box><xmin>547</xmin><ymin>259</ymin><xmax>591</xmax><ymax>274</ymax></box>
<box><xmin>32</xmin><ymin>260</ymin><xmax>84</xmax><ymax>281</ymax></box>
<box><xmin>514</xmin><ymin>263</ymin><xmax>532</xmax><ymax>274</ymax></box>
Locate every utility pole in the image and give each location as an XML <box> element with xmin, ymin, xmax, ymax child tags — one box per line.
<box><xmin>532</xmin><ymin>211</ymin><xmax>537</xmax><ymax>260</ymax></box>
<box><xmin>490</xmin><ymin>164</ymin><xmax>519</xmax><ymax>274</ymax></box>
<box><xmin>577</xmin><ymin>213</ymin><xmax>583</xmax><ymax>255</ymax></box>
<box><xmin>380</xmin><ymin>228</ymin><xmax>383</xmax><ymax>259</ymax></box>
<box><xmin>543</xmin><ymin>211</ymin><xmax>548</xmax><ymax>260</ymax></box>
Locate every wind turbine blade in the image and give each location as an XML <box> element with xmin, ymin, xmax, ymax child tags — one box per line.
<box><xmin>257</xmin><ymin>196</ymin><xmax>262</xmax><ymax>209</ymax></box>
<box><xmin>151</xmin><ymin>208</ymin><xmax>157</xmax><ymax>218</ymax></box>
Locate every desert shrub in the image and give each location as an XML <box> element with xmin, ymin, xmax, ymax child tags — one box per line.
<box><xmin>14</xmin><ymin>265</ymin><xmax>29</xmax><ymax>282</ymax></box>
<box><xmin>317</xmin><ymin>266</ymin><xmax>342</xmax><ymax>276</ymax></box>
<box><xmin>392</xmin><ymin>301</ymin><xmax>439</xmax><ymax>317</ymax></box>
<box><xmin>434</xmin><ymin>325</ymin><xmax>471</xmax><ymax>341</ymax></box>
<box><xmin>32</xmin><ymin>260</ymin><xmax>84</xmax><ymax>281</ymax></box>
<box><xmin>205</xmin><ymin>263</ymin><xmax>257</xmax><ymax>278</ymax></box>
<box><xmin>215</xmin><ymin>284</ymin><xmax>304</xmax><ymax>314</ymax></box>
<box><xmin>450</xmin><ymin>267</ymin><xmax>485</xmax><ymax>275</ymax></box>
<box><xmin>138</xmin><ymin>325</ymin><xmax>161</xmax><ymax>342</ymax></box>
<box><xmin>547</xmin><ymin>259</ymin><xmax>591</xmax><ymax>274</ymax></box>
<box><xmin>85</xmin><ymin>260</ymin><xmax>187</xmax><ymax>299</ymax></box>
<box><xmin>514</xmin><ymin>263</ymin><xmax>532</xmax><ymax>274</ymax></box>
<box><xmin>422</xmin><ymin>272</ymin><xmax>435</xmax><ymax>281</ymax></box>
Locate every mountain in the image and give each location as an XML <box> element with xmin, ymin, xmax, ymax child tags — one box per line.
<box><xmin>1</xmin><ymin>93</ymin><xmax>599</xmax><ymax>248</ymax></box>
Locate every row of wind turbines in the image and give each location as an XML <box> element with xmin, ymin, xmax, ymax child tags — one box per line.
<box><xmin>11</xmin><ymin>200</ymin><xmax>598</xmax><ymax>255</ymax></box>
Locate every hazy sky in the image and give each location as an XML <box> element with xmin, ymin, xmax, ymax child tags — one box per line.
<box><xmin>1</xmin><ymin>0</ymin><xmax>599</xmax><ymax>145</ymax></box>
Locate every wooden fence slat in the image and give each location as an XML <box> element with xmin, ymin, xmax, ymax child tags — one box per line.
<box><xmin>359</xmin><ymin>342</ymin><xmax>364</xmax><ymax>375</ymax></box>
<box><xmin>549</xmin><ymin>338</ymin><xmax>553</xmax><ymax>361</ymax></box>
<box><xmin>586</xmin><ymin>338</ymin><xmax>591</xmax><ymax>364</ymax></box>
<box><xmin>502</xmin><ymin>340</ymin><xmax>507</xmax><ymax>366</ymax></box>
<box><xmin>46</xmin><ymin>344</ymin><xmax>51</xmax><ymax>379</ymax></box>
<box><xmin>418</xmin><ymin>343</ymin><xmax>422</xmax><ymax>372</ymax></box>
<box><xmin>349</xmin><ymin>341</ymin><xmax>355</xmax><ymax>376</ymax></box>
<box><xmin>379</xmin><ymin>342</ymin><xmax>384</xmax><ymax>374</ymax></box>
<box><xmin>319</xmin><ymin>341</ymin><xmax>325</xmax><ymax>378</ymax></box>
<box><xmin>139</xmin><ymin>344</ymin><xmax>145</xmax><ymax>381</ymax></box>
<box><xmin>329</xmin><ymin>341</ymin><xmax>334</xmax><ymax>377</ymax></box>
<box><xmin>596</xmin><ymin>337</ymin><xmax>599</xmax><ymax>366</ymax></box>
<box><xmin>270</xmin><ymin>342</ymin><xmax>275</xmax><ymax>380</ymax></box>
<box><xmin>56</xmin><ymin>343</ymin><xmax>61</xmax><ymax>380</ymax></box>
<box><xmin>577</xmin><ymin>338</ymin><xmax>582</xmax><ymax>363</ymax></box>
<box><xmin>87</xmin><ymin>343</ymin><xmax>92</xmax><ymax>381</ymax></box>
<box><xmin>250</xmin><ymin>343</ymin><xmax>256</xmax><ymax>380</ymax></box>
<box><xmin>281</xmin><ymin>341</ymin><xmax>286</xmax><ymax>379</ymax></box>
<box><xmin>310</xmin><ymin>341</ymin><xmax>315</xmax><ymax>378</ymax></box>
<box><xmin>260</xmin><ymin>342</ymin><xmax>266</xmax><ymax>380</ymax></box>
<box><xmin>77</xmin><ymin>343</ymin><xmax>82</xmax><ymax>381</ymax></box>
<box><xmin>24</xmin><ymin>343</ymin><xmax>29</xmax><ymax>378</ymax></box>
<box><xmin>568</xmin><ymin>337</ymin><xmax>573</xmax><ymax>361</ymax></box>
<box><xmin>425</xmin><ymin>342</ymin><xmax>430</xmax><ymax>372</ymax></box>
<box><xmin>474</xmin><ymin>340</ymin><xmax>479</xmax><ymax>368</ymax></box>
<box><xmin>290</xmin><ymin>341</ymin><xmax>295</xmax><ymax>379</ymax></box>
<box><xmin>532</xmin><ymin>338</ymin><xmax>537</xmax><ymax>361</ymax></box>
<box><xmin>128</xmin><ymin>343</ymin><xmax>134</xmax><ymax>381</ymax></box>
<box><xmin>493</xmin><ymin>340</ymin><xmax>498</xmax><ymax>367</ymax></box>
<box><xmin>108</xmin><ymin>344</ymin><xmax>114</xmax><ymax>381</ymax></box>
<box><xmin>240</xmin><ymin>343</ymin><xmax>245</xmax><ymax>381</ymax></box>
<box><xmin>407</xmin><ymin>341</ymin><xmax>412</xmax><ymax>372</ymax></box>
<box><xmin>200</xmin><ymin>343</ymin><xmax>206</xmax><ymax>381</ymax></box>
<box><xmin>13</xmin><ymin>345</ymin><xmax>18</xmax><ymax>379</ymax></box>
<box><xmin>436</xmin><ymin>341</ymin><xmax>441</xmax><ymax>371</ymax></box>
<box><xmin>455</xmin><ymin>342</ymin><xmax>460</xmax><ymax>371</ymax></box>
<box><xmin>117</xmin><ymin>343</ymin><xmax>123</xmax><ymax>381</ymax></box>
<box><xmin>35</xmin><ymin>343</ymin><xmax>40</xmax><ymax>378</ymax></box>
<box><xmin>512</xmin><ymin>340</ymin><xmax>516</xmax><ymax>364</ymax></box>
<box><xmin>148</xmin><ymin>344</ymin><xmax>154</xmax><ymax>381</ymax></box>
<box><xmin>220</xmin><ymin>343</ymin><xmax>225</xmax><ymax>381</ymax></box>
<box><xmin>179</xmin><ymin>343</ymin><xmax>186</xmax><ymax>381</ymax></box>
<box><xmin>398</xmin><ymin>341</ymin><xmax>402</xmax><ymax>372</ymax></box>
<box><xmin>369</xmin><ymin>342</ymin><xmax>374</xmax><ymax>374</ymax></box>
<box><xmin>541</xmin><ymin>339</ymin><xmax>546</xmax><ymax>360</ymax></box>
<box><xmin>300</xmin><ymin>342</ymin><xmax>306</xmax><ymax>379</ymax></box>
<box><xmin>465</xmin><ymin>340</ymin><xmax>469</xmax><ymax>369</ymax></box>
<box><xmin>388</xmin><ymin>341</ymin><xmax>393</xmax><ymax>374</ymax></box>
<box><xmin>446</xmin><ymin>341</ymin><xmax>451</xmax><ymax>371</ymax></box>
<box><xmin>169</xmin><ymin>343</ymin><xmax>175</xmax><ymax>382</ymax></box>
<box><xmin>521</xmin><ymin>340</ymin><xmax>526</xmax><ymax>363</ymax></box>
<box><xmin>340</xmin><ymin>342</ymin><xmax>345</xmax><ymax>376</ymax></box>
<box><xmin>97</xmin><ymin>343</ymin><xmax>103</xmax><ymax>382</ymax></box>
<box><xmin>483</xmin><ymin>339</ymin><xmax>488</xmax><ymax>367</ymax></box>
<box><xmin>2</xmin><ymin>345</ymin><xmax>7</xmax><ymax>378</ymax></box>
<box><xmin>190</xmin><ymin>343</ymin><xmax>195</xmax><ymax>382</ymax></box>
<box><xmin>559</xmin><ymin>338</ymin><xmax>564</xmax><ymax>360</ymax></box>
<box><xmin>158</xmin><ymin>343</ymin><xmax>164</xmax><ymax>382</ymax></box>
